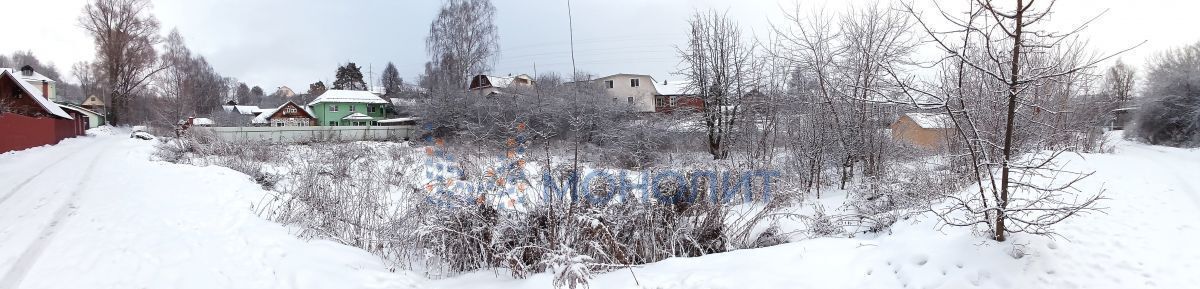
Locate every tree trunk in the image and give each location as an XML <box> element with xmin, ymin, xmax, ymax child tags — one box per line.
<box><xmin>996</xmin><ymin>0</ymin><xmax>1026</xmax><ymax>242</ymax></box>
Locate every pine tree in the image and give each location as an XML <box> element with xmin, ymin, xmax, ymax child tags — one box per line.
<box><xmin>333</xmin><ymin>63</ymin><xmax>367</xmax><ymax>91</ymax></box>
<box><xmin>309</xmin><ymin>81</ymin><xmax>327</xmax><ymax>96</ymax></box>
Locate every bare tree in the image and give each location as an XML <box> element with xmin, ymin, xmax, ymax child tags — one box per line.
<box><xmin>898</xmin><ymin>0</ymin><xmax>1118</xmax><ymax>241</ymax></box>
<box><xmin>1106</xmin><ymin>60</ymin><xmax>1137</xmax><ymax>106</ymax></box>
<box><xmin>679</xmin><ymin>10</ymin><xmax>757</xmax><ymax>160</ymax></box>
<box><xmin>79</xmin><ymin>0</ymin><xmax>165</xmax><ymax>125</ymax></box>
<box><xmin>381</xmin><ymin>62</ymin><xmax>404</xmax><ymax>97</ymax></box>
<box><xmin>425</xmin><ymin>0</ymin><xmax>499</xmax><ymax>92</ymax></box>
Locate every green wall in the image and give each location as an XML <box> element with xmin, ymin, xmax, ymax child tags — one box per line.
<box><xmin>311</xmin><ymin>102</ymin><xmax>386</xmax><ymax>126</ymax></box>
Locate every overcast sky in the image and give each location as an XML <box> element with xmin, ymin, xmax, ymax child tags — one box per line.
<box><xmin>3</xmin><ymin>0</ymin><xmax>1198</xmax><ymax>94</ymax></box>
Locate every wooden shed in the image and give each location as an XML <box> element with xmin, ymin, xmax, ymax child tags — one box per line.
<box><xmin>890</xmin><ymin>113</ymin><xmax>955</xmax><ymax>149</ymax></box>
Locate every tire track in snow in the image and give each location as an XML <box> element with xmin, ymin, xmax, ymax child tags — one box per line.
<box><xmin>0</xmin><ymin>140</ymin><xmax>115</xmax><ymax>289</ymax></box>
<box><xmin>0</xmin><ymin>147</ymin><xmax>89</xmax><ymax>207</ymax></box>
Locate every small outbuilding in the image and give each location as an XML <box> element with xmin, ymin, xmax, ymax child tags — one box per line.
<box><xmin>890</xmin><ymin>112</ymin><xmax>956</xmax><ymax>149</ymax></box>
<box><xmin>253</xmin><ymin>101</ymin><xmax>317</xmax><ymax>127</ymax></box>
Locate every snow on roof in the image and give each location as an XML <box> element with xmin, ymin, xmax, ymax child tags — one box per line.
<box><xmin>308</xmin><ymin>90</ymin><xmax>388</xmax><ymax>106</ymax></box>
<box><xmin>488</xmin><ymin>76</ymin><xmax>515</xmax><ymax>88</ymax></box>
<box><xmin>192</xmin><ymin>118</ymin><xmax>214</xmax><ymax>125</ymax></box>
<box><xmin>1</xmin><ymin>67</ymin><xmax>55</xmax><ymax>83</ymax></box>
<box><xmin>0</xmin><ymin>69</ymin><xmax>72</xmax><ymax>119</ymax></box>
<box><xmin>58</xmin><ymin>104</ymin><xmax>102</xmax><ymax>117</ymax></box>
<box><xmin>655</xmin><ymin>80</ymin><xmax>692</xmax><ymax>95</ymax></box>
<box><xmin>221</xmin><ymin>105</ymin><xmax>261</xmax><ymax>115</ymax></box>
<box><xmin>252</xmin><ymin>109</ymin><xmax>277</xmax><ymax>124</ymax></box>
<box><xmin>904</xmin><ymin>113</ymin><xmax>953</xmax><ymax>129</ymax></box>
<box><xmin>341</xmin><ymin>112</ymin><xmax>374</xmax><ymax>120</ymax></box>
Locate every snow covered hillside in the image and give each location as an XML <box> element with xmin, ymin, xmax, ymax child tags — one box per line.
<box><xmin>0</xmin><ymin>129</ymin><xmax>416</xmax><ymax>289</ymax></box>
<box><xmin>0</xmin><ymin>130</ymin><xmax>1197</xmax><ymax>289</ymax></box>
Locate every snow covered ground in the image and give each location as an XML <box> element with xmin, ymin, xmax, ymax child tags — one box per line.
<box><xmin>432</xmin><ymin>136</ymin><xmax>1200</xmax><ymax>289</ymax></box>
<box><xmin>0</xmin><ymin>130</ymin><xmax>1197</xmax><ymax>289</ymax></box>
<box><xmin>0</xmin><ymin>129</ymin><xmax>416</xmax><ymax>289</ymax></box>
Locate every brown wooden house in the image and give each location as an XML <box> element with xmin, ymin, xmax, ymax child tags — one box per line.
<box><xmin>252</xmin><ymin>101</ymin><xmax>317</xmax><ymax>127</ymax></box>
<box><xmin>890</xmin><ymin>113</ymin><xmax>955</xmax><ymax>150</ymax></box>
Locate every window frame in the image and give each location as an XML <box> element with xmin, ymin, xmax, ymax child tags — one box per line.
<box><xmin>630</xmin><ymin>78</ymin><xmax>640</xmax><ymax>87</ymax></box>
<box><xmin>604</xmin><ymin>80</ymin><xmax>614</xmax><ymax>89</ymax></box>
<box><xmin>329</xmin><ymin>104</ymin><xmax>339</xmax><ymax>112</ymax></box>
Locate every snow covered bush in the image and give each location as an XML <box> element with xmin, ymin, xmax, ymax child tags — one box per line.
<box><xmin>1130</xmin><ymin>42</ymin><xmax>1200</xmax><ymax>147</ymax></box>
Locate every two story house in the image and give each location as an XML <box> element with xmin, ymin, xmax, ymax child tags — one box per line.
<box><xmin>581</xmin><ymin>74</ymin><xmax>705</xmax><ymax>113</ymax></box>
<box><xmin>307</xmin><ymin>90</ymin><xmax>389</xmax><ymax>126</ymax></box>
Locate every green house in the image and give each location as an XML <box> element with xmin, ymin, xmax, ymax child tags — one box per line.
<box><xmin>306</xmin><ymin>90</ymin><xmax>389</xmax><ymax>126</ymax></box>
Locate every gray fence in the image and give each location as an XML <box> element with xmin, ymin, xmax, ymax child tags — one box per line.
<box><xmin>198</xmin><ymin>126</ymin><xmax>418</xmax><ymax>143</ymax></box>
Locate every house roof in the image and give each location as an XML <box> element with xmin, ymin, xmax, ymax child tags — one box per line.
<box><xmin>655</xmin><ymin>80</ymin><xmax>692</xmax><ymax>95</ymax></box>
<box><xmin>471</xmin><ymin>74</ymin><xmax>533</xmax><ymax>90</ymax></box>
<box><xmin>341</xmin><ymin>112</ymin><xmax>374</xmax><ymax>120</ymax></box>
<box><xmin>1</xmin><ymin>67</ymin><xmax>56</xmax><ymax>83</ymax></box>
<box><xmin>221</xmin><ymin>105</ymin><xmax>262</xmax><ymax>115</ymax></box>
<box><xmin>251</xmin><ymin>109</ymin><xmax>277</xmax><ymax>124</ymax></box>
<box><xmin>58</xmin><ymin>103</ymin><xmax>102</xmax><ymax>117</ymax></box>
<box><xmin>308</xmin><ymin>90</ymin><xmax>388</xmax><ymax>106</ymax></box>
<box><xmin>82</xmin><ymin>95</ymin><xmax>105</xmax><ymax>106</ymax></box>
<box><xmin>0</xmin><ymin>69</ymin><xmax>72</xmax><ymax>119</ymax></box>
<box><xmin>254</xmin><ymin>101</ymin><xmax>315</xmax><ymax>124</ymax></box>
<box><xmin>904</xmin><ymin>113</ymin><xmax>953</xmax><ymax>129</ymax></box>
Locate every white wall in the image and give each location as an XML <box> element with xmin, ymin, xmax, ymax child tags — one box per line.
<box><xmin>595</xmin><ymin>74</ymin><xmax>659</xmax><ymax>113</ymax></box>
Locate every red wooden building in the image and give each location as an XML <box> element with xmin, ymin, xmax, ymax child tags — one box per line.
<box><xmin>0</xmin><ymin>68</ymin><xmax>84</xmax><ymax>154</ymax></box>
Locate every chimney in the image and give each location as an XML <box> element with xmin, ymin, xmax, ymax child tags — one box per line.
<box><xmin>41</xmin><ymin>80</ymin><xmax>49</xmax><ymax>99</ymax></box>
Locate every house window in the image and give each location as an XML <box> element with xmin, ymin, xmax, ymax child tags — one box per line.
<box><xmin>329</xmin><ymin>105</ymin><xmax>339</xmax><ymax>112</ymax></box>
<box><xmin>630</xmin><ymin>78</ymin><xmax>640</xmax><ymax>87</ymax></box>
<box><xmin>349</xmin><ymin>105</ymin><xmax>356</xmax><ymax>112</ymax></box>
<box><xmin>276</xmin><ymin>123</ymin><xmax>284</xmax><ymax>127</ymax></box>
<box><xmin>655</xmin><ymin>96</ymin><xmax>669</xmax><ymax>107</ymax></box>
<box><xmin>604</xmin><ymin>80</ymin><xmax>614</xmax><ymax>89</ymax></box>
<box><xmin>368</xmin><ymin>105</ymin><xmax>377</xmax><ymax>113</ymax></box>
<box><xmin>627</xmin><ymin>96</ymin><xmax>634</xmax><ymax>104</ymax></box>
<box><xmin>329</xmin><ymin>121</ymin><xmax>338</xmax><ymax>126</ymax></box>
<box><xmin>285</xmin><ymin>107</ymin><xmax>297</xmax><ymax>114</ymax></box>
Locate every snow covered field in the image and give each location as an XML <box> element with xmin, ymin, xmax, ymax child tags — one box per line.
<box><xmin>1</xmin><ymin>129</ymin><xmax>1197</xmax><ymax>289</ymax></box>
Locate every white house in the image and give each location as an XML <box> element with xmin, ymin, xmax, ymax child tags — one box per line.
<box><xmin>581</xmin><ymin>74</ymin><xmax>697</xmax><ymax>113</ymax></box>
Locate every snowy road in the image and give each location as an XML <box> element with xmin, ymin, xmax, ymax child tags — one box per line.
<box><xmin>0</xmin><ymin>132</ymin><xmax>415</xmax><ymax>289</ymax></box>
